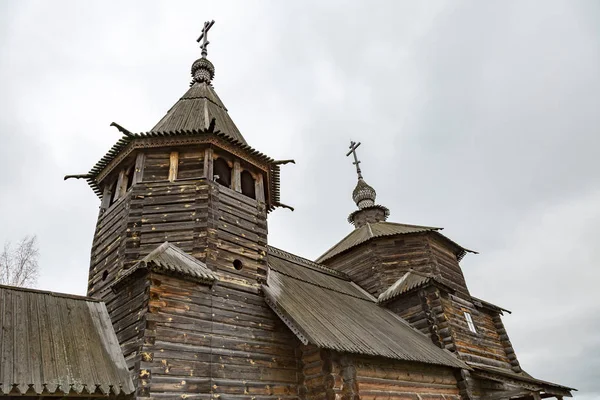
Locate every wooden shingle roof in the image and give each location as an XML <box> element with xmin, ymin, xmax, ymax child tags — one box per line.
<box><xmin>264</xmin><ymin>247</ymin><xmax>468</xmax><ymax>369</ymax></box>
<box><xmin>151</xmin><ymin>82</ymin><xmax>246</xmax><ymax>144</ymax></box>
<box><xmin>113</xmin><ymin>242</ymin><xmax>216</xmax><ymax>288</ymax></box>
<box><xmin>377</xmin><ymin>270</ymin><xmax>435</xmax><ymax>304</ymax></box>
<box><xmin>0</xmin><ymin>285</ymin><xmax>134</xmax><ymax>396</ymax></box>
<box><xmin>316</xmin><ymin>221</ymin><xmax>476</xmax><ymax>263</ymax></box>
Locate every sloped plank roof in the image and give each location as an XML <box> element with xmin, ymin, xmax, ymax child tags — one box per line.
<box><xmin>469</xmin><ymin>363</ymin><xmax>575</xmax><ymax>394</ymax></box>
<box><xmin>377</xmin><ymin>270</ymin><xmax>434</xmax><ymax>303</ymax></box>
<box><xmin>316</xmin><ymin>221</ymin><xmax>476</xmax><ymax>263</ymax></box>
<box><xmin>264</xmin><ymin>248</ymin><xmax>467</xmax><ymax>369</ymax></box>
<box><xmin>0</xmin><ymin>285</ymin><xmax>134</xmax><ymax>396</ymax></box>
<box><xmin>152</xmin><ymin>82</ymin><xmax>246</xmax><ymax>144</ymax></box>
<box><xmin>113</xmin><ymin>242</ymin><xmax>216</xmax><ymax>287</ymax></box>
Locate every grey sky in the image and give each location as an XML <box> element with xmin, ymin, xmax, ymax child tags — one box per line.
<box><xmin>1</xmin><ymin>1</ymin><xmax>598</xmax><ymax>398</ymax></box>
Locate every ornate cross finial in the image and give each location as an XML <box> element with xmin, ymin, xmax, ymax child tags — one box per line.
<box><xmin>346</xmin><ymin>141</ymin><xmax>363</xmax><ymax>180</ymax></box>
<box><xmin>196</xmin><ymin>20</ymin><xmax>215</xmax><ymax>58</ymax></box>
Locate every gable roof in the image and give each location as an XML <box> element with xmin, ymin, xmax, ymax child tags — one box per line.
<box><xmin>151</xmin><ymin>82</ymin><xmax>246</xmax><ymax>144</ymax></box>
<box><xmin>264</xmin><ymin>247</ymin><xmax>467</xmax><ymax>369</ymax></box>
<box><xmin>113</xmin><ymin>242</ymin><xmax>216</xmax><ymax>288</ymax></box>
<box><xmin>316</xmin><ymin>221</ymin><xmax>476</xmax><ymax>263</ymax></box>
<box><xmin>0</xmin><ymin>285</ymin><xmax>134</xmax><ymax>396</ymax></box>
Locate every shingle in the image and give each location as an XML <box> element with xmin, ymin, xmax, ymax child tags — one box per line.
<box><xmin>0</xmin><ymin>285</ymin><xmax>134</xmax><ymax>396</ymax></box>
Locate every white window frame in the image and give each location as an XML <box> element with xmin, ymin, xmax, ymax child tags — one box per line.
<box><xmin>464</xmin><ymin>312</ymin><xmax>477</xmax><ymax>333</ymax></box>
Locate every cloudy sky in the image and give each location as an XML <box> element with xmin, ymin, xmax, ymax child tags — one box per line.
<box><xmin>1</xmin><ymin>1</ymin><xmax>598</xmax><ymax>398</ymax></box>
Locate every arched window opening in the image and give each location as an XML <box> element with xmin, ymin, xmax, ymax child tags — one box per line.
<box><xmin>241</xmin><ymin>170</ymin><xmax>256</xmax><ymax>199</ymax></box>
<box><xmin>213</xmin><ymin>157</ymin><xmax>232</xmax><ymax>188</ymax></box>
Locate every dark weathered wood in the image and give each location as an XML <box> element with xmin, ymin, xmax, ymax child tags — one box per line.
<box><xmin>255</xmin><ymin>173</ymin><xmax>265</xmax><ymax>203</ymax></box>
<box><xmin>132</xmin><ymin>152</ymin><xmax>146</xmax><ymax>185</ymax></box>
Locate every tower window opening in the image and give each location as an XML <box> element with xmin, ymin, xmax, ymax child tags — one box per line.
<box><xmin>464</xmin><ymin>312</ymin><xmax>477</xmax><ymax>333</ymax></box>
<box><xmin>241</xmin><ymin>170</ymin><xmax>256</xmax><ymax>199</ymax></box>
<box><xmin>125</xmin><ymin>164</ymin><xmax>135</xmax><ymax>191</ymax></box>
<box><xmin>108</xmin><ymin>180</ymin><xmax>118</xmax><ymax>205</ymax></box>
<box><xmin>213</xmin><ymin>158</ymin><xmax>232</xmax><ymax>188</ymax></box>
<box><xmin>102</xmin><ymin>270</ymin><xmax>109</xmax><ymax>281</ymax></box>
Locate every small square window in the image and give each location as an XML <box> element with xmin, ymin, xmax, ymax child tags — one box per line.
<box><xmin>464</xmin><ymin>312</ymin><xmax>477</xmax><ymax>333</ymax></box>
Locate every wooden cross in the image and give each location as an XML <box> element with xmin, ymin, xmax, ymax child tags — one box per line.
<box><xmin>196</xmin><ymin>20</ymin><xmax>216</xmax><ymax>57</ymax></box>
<box><xmin>346</xmin><ymin>141</ymin><xmax>363</xmax><ymax>179</ymax></box>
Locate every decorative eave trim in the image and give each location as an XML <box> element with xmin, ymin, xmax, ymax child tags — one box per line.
<box><xmin>82</xmin><ymin>127</ymin><xmax>287</xmax><ymax>210</ymax></box>
<box><xmin>471</xmin><ymin>369</ymin><xmax>574</xmax><ymax>397</ymax></box>
<box><xmin>262</xmin><ymin>286</ymin><xmax>311</xmax><ymax>345</ymax></box>
<box><xmin>111</xmin><ymin>260</ymin><xmax>216</xmax><ymax>291</ymax></box>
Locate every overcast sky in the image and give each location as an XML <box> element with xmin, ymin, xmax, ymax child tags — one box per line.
<box><xmin>1</xmin><ymin>1</ymin><xmax>598</xmax><ymax>398</ymax></box>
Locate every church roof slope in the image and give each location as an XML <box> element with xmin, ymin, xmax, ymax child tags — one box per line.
<box><xmin>316</xmin><ymin>221</ymin><xmax>476</xmax><ymax>263</ymax></box>
<box><xmin>0</xmin><ymin>285</ymin><xmax>134</xmax><ymax>396</ymax></box>
<box><xmin>317</xmin><ymin>221</ymin><xmax>441</xmax><ymax>263</ymax></box>
<box><xmin>377</xmin><ymin>270</ymin><xmax>435</xmax><ymax>303</ymax></box>
<box><xmin>263</xmin><ymin>248</ymin><xmax>468</xmax><ymax>369</ymax></box>
<box><xmin>113</xmin><ymin>241</ymin><xmax>216</xmax><ymax>287</ymax></box>
<box><xmin>469</xmin><ymin>363</ymin><xmax>575</xmax><ymax>396</ymax></box>
<box><xmin>151</xmin><ymin>82</ymin><xmax>246</xmax><ymax>144</ymax></box>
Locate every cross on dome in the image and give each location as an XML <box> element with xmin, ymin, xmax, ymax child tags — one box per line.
<box><xmin>197</xmin><ymin>20</ymin><xmax>215</xmax><ymax>58</ymax></box>
<box><xmin>346</xmin><ymin>141</ymin><xmax>363</xmax><ymax>180</ymax></box>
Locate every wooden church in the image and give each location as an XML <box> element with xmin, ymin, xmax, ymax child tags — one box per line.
<box><xmin>0</xmin><ymin>22</ymin><xmax>575</xmax><ymax>400</ymax></box>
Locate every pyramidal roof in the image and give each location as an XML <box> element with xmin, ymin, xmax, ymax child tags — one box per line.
<box><xmin>151</xmin><ymin>55</ymin><xmax>247</xmax><ymax>144</ymax></box>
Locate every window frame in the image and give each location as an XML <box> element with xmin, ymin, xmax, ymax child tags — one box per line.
<box><xmin>464</xmin><ymin>311</ymin><xmax>477</xmax><ymax>333</ymax></box>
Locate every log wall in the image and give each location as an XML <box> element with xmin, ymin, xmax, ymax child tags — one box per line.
<box><xmin>353</xmin><ymin>356</ymin><xmax>461</xmax><ymax>400</ymax></box>
<box><xmin>439</xmin><ymin>294</ymin><xmax>512</xmax><ymax>370</ymax></box>
<box><xmin>89</xmin><ymin>152</ymin><xmax>300</xmax><ymax>400</ymax></box>
<box><xmin>428</xmin><ymin>235</ymin><xmax>470</xmax><ymax>299</ymax></box>
<box><xmin>323</xmin><ymin>233</ymin><xmax>470</xmax><ymax>299</ymax></box>
<box><xmin>297</xmin><ymin>347</ymin><xmax>461</xmax><ymax>400</ymax></box>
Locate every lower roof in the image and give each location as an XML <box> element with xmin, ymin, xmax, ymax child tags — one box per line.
<box><xmin>264</xmin><ymin>247</ymin><xmax>468</xmax><ymax>369</ymax></box>
<box><xmin>0</xmin><ymin>285</ymin><xmax>134</xmax><ymax>396</ymax></box>
<box><xmin>469</xmin><ymin>363</ymin><xmax>575</xmax><ymax>395</ymax></box>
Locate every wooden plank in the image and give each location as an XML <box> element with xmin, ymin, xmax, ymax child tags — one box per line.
<box><xmin>101</xmin><ymin>184</ymin><xmax>112</xmax><ymax>210</ymax></box>
<box><xmin>133</xmin><ymin>152</ymin><xmax>146</xmax><ymax>185</ymax></box>
<box><xmin>114</xmin><ymin>169</ymin><xmax>127</xmax><ymax>201</ymax></box>
<box><xmin>169</xmin><ymin>151</ymin><xmax>179</xmax><ymax>182</ymax></box>
<box><xmin>255</xmin><ymin>173</ymin><xmax>265</xmax><ymax>203</ymax></box>
<box><xmin>203</xmin><ymin>147</ymin><xmax>213</xmax><ymax>180</ymax></box>
<box><xmin>232</xmin><ymin>160</ymin><xmax>241</xmax><ymax>192</ymax></box>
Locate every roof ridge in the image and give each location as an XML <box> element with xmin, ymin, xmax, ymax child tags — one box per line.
<box><xmin>383</xmin><ymin>221</ymin><xmax>443</xmax><ymax>230</ymax></box>
<box><xmin>268</xmin><ymin>269</ymin><xmax>371</xmax><ymax>302</ymax></box>
<box><xmin>0</xmin><ymin>284</ymin><xmax>101</xmax><ymax>302</ymax></box>
<box><xmin>267</xmin><ymin>245</ymin><xmax>349</xmax><ymax>279</ymax></box>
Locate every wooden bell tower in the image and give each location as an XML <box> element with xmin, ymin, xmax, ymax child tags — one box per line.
<box><xmin>70</xmin><ymin>21</ymin><xmax>298</xmax><ymax>400</ymax></box>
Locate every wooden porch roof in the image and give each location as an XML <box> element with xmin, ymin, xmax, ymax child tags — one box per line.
<box><xmin>0</xmin><ymin>285</ymin><xmax>134</xmax><ymax>396</ymax></box>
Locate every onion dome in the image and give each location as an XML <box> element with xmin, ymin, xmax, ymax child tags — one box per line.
<box><xmin>352</xmin><ymin>178</ymin><xmax>377</xmax><ymax>209</ymax></box>
<box><xmin>348</xmin><ymin>178</ymin><xmax>390</xmax><ymax>228</ymax></box>
<box><xmin>191</xmin><ymin>57</ymin><xmax>215</xmax><ymax>84</ymax></box>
